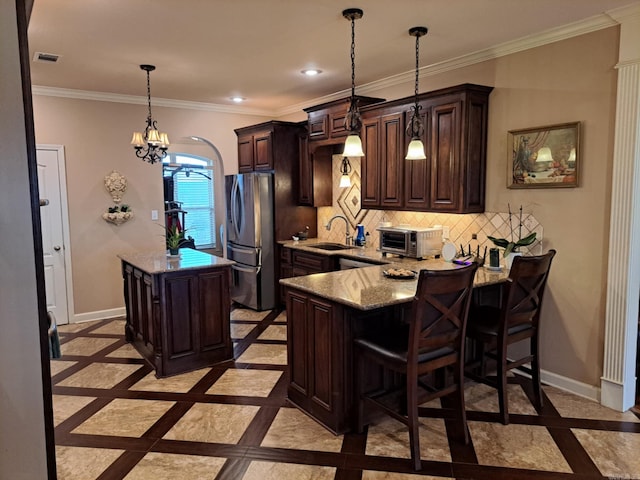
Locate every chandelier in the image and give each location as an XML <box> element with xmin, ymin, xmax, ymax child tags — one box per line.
<box><xmin>405</xmin><ymin>27</ymin><xmax>428</xmax><ymax>160</ymax></box>
<box><xmin>342</xmin><ymin>8</ymin><xmax>365</xmax><ymax>158</ymax></box>
<box><xmin>131</xmin><ymin>64</ymin><xmax>170</xmax><ymax>164</ymax></box>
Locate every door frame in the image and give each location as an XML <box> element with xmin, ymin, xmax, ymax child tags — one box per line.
<box><xmin>37</xmin><ymin>144</ymin><xmax>74</xmax><ymax>324</ymax></box>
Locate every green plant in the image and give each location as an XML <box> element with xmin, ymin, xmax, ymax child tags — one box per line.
<box><xmin>488</xmin><ymin>204</ymin><xmax>537</xmax><ymax>257</ymax></box>
<box><xmin>165</xmin><ymin>224</ymin><xmax>187</xmax><ymax>250</ymax></box>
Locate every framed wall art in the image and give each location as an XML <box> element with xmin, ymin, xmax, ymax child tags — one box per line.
<box><xmin>507</xmin><ymin>121</ymin><xmax>580</xmax><ymax>188</ymax></box>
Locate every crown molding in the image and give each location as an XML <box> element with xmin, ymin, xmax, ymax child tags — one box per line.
<box><xmin>276</xmin><ymin>12</ymin><xmax>620</xmax><ymax>117</ymax></box>
<box><xmin>606</xmin><ymin>3</ymin><xmax>640</xmax><ymax>23</ymax></box>
<box><xmin>34</xmin><ymin>11</ymin><xmax>622</xmax><ymax>119</ymax></box>
<box><xmin>31</xmin><ymin>85</ymin><xmax>274</xmax><ymax>117</ymax></box>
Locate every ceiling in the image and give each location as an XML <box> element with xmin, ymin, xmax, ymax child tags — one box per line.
<box><xmin>27</xmin><ymin>0</ymin><xmax>640</xmax><ymax>116</ymax></box>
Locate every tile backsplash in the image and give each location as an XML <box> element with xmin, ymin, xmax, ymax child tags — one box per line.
<box><xmin>316</xmin><ymin>154</ymin><xmax>544</xmax><ymax>257</ymax></box>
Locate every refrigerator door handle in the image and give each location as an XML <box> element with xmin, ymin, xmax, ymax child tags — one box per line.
<box><xmin>232</xmin><ymin>263</ymin><xmax>261</xmax><ymax>275</ymax></box>
<box><xmin>231</xmin><ymin>177</ymin><xmax>241</xmax><ymax>240</ymax></box>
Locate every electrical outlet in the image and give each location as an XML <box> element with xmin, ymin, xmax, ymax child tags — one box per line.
<box><xmin>471</xmin><ymin>233</ymin><xmax>477</xmax><ymax>240</ymax></box>
<box><xmin>151</xmin><ymin>210</ymin><xmax>158</xmax><ymax>221</ymax></box>
<box><xmin>442</xmin><ymin>226</ymin><xmax>450</xmax><ymax>239</ymax></box>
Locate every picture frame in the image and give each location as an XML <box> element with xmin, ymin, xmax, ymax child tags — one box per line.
<box><xmin>507</xmin><ymin>121</ymin><xmax>580</xmax><ymax>188</ymax></box>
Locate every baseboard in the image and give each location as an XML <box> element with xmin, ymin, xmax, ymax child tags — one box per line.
<box><xmin>72</xmin><ymin>307</ymin><xmax>125</xmax><ymax>323</ymax></box>
<box><xmin>540</xmin><ymin>369</ymin><xmax>600</xmax><ymax>403</ymax></box>
<box><xmin>512</xmin><ymin>363</ymin><xmax>600</xmax><ymax>403</ymax></box>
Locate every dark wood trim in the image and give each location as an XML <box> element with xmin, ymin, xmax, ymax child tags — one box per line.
<box><xmin>16</xmin><ymin>0</ymin><xmax>58</xmax><ymax>477</ymax></box>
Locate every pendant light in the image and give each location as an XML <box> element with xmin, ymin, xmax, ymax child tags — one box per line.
<box><xmin>342</xmin><ymin>8</ymin><xmax>365</xmax><ymax>158</ymax></box>
<box><xmin>131</xmin><ymin>64</ymin><xmax>170</xmax><ymax>164</ymax></box>
<box><xmin>339</xmin><ymin>157</ymin><xmax>352</xmax><ymax>188</ymax></box>
<box><xmin>405</xmin><ymin>26</ymin><xmax>428</xmax><ymax>160</ymax></box>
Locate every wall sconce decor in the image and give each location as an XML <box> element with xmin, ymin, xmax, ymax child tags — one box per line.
<box><xmin>342</xmin><ymin>8</ymin><xmax>365</xmax><ymax>158</ymax></box>
<box><xmin>405</xmin><ymin>26</ymin><xmax>428</xmax><ymax>160</ymax></box>
<box><xmin>102</xmin><ymin>170</ymin><xmax>133</xmax><ymax>225</ymax></box>
<box><xmin>131</xmin><ymin>64</ymin><xmax>170</xmax><ymax>164</ymax></box>
<box><xmin>339</xmin><ymin>157</ymin><xmax>352</xmax><ymax>188</ymax></box>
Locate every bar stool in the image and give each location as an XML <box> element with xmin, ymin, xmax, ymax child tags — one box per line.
<box><xmin>465</xmin><ymin>249</ymin><xmax>556</xmax><ymax>424</ymax></box>
<box><xmin>353</xmin><ymin>264</ymin><xmax>478</xmax><ymax>470</ymax></box>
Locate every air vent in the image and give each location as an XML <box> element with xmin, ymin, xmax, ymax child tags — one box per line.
<box><xmin>33</xmin><ymin>52</ymin><xmax>60</xmax><ymax>63</ymax></box>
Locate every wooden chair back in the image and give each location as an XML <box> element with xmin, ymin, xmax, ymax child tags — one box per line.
<box><xmin>407</xmin><ymin>264</ymin><xmax>478</xmax><ymax>365</ymax></box>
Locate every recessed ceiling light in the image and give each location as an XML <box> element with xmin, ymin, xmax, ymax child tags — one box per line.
<box><xmin>230</xmin><ymin>96</ymin><xmax>246</xmax><ymax>103</ymax></box>
<box><xmin>301</xmin><ymin>69</ymin><xmax>322</xmax><ymax>76</ymax></box>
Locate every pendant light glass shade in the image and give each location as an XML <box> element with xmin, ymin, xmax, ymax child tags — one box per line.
<box><xmin>405</xmin><ymin>26</ymin><xmax>428</xmax><ymax>161</ymax></box>
<box><xmin>343</xmin><ymin>133</ymin><xmax>364</xmax><ymax>157</ymax></box>
<box><xmin>339</xmin><ymin>174</ymin><xmax>352</xmax><ymax>188</ymax></box>
<box><xmin>342</xmin><ymin>8</ymin><xmax>365</xmax><ymax>158</ymax></box>
<box><xmin>406</xmin><ymin>139</ymin><xmax>426</xmax><ymax>160</ymax></box>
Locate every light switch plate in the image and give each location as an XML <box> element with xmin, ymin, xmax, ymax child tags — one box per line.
<box><xmin>151</xmin><ymin>210</ymin><xmax>158</xmax><ymax>220</ymax></box>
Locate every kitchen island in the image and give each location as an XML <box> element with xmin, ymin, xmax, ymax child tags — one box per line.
<box><xmin>280</xmin><ymin>255</ymin><xmax>508</xmax><ymax>434</ymax></box>
<box><xmin>119</xmin><ymin>249</ymin><xmax>235</xmax><ymax>377</ymax></box>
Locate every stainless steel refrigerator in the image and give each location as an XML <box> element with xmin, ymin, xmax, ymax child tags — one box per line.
<box><xmin>225</xmin><ymin>172</ymin><xmax>275</xmax><ymax>311</ymax></box>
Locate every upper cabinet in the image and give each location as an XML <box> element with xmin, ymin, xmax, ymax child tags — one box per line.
<box><xmin>357</xmin><ymin>83</ymin><xmax>493</xmax><ymax>213</ymax></box>
<box><xmin>361</xmin><ymin>108</ymin><xmax>405</xmax><ymax>209</ymax></box>
<box><xmin>303</xmin><ymin>96</ymin><xmax>386</xmax><ymax>146</ymax></box>
<box><xmin>234</xmin><ymin>121</ymin><xmax>319</xmax><ymax>241</ymax></box>
<box><xmin>236</xmin><ymin>123</ymin><xmax>278</xmax><ymax>172</ymax></box>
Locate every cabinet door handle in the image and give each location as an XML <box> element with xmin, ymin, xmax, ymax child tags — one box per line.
<box><xmin>54</xmin><ymin>245</ymin><xmax>61</xmax><ymax>251</ymax></box>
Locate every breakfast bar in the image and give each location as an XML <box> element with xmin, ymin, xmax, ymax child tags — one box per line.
<box><xmin>280</xmin><ymin>259</ymin><xmax>508</xmax><ymax>434</ymax></box>
<box><xmin>119</xmin><ymin>249</ymin><xmax>235</xmax><ymax>377</ymax></box>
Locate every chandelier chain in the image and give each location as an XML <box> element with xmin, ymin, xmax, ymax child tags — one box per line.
<box><xmin>146</xmin><ymin>70</ymin><xmax>153</xmax><ymax>121</ymax></box>
<box><xmin>350</xmin><ymin>16</ymin><xmax>356</xmax><ymax>98</ymax></box>
<box><xmin>414</xmin><ymin>33</ymin><xmax>420</xmax><ymax>104</ymax></box>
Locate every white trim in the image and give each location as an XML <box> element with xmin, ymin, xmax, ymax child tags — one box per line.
<box><xmin>601</xmin><ymin>377</ymin><xmax>626</xmax><ymax>411</ymax></box>
<box><xmin>73</xmin><ymin>307</ymin><xmax>125</xmax><ymax>323</ymax></box>
<box><xmin>276</xmin><ymin>12</ymin><xmax>621</xmax><ymax>117</ymax></box>
<box><xmin>37</xmin><ymin>144</ymin><xmax>74</xmax><ymax>326</ymax></box>
<box><xmin>540</xmin><ymin>369</ymin><xmax>601</xmax><ymax>403</ymax></box>
<box><xmin>31</xmin><ymin>12</ymin><xmax>623</xmax><ymax>119</ymax></box>
<box><xmin>31</xmin><ymin>85</ymin><xmax>273</xmax><ymax>117</ymax></box>
<box><xmin>512</xmin><ymin>366</ymin><xmax>601</xmax><ymax>403</ymax></box>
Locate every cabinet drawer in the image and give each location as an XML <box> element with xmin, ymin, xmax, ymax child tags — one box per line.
<box><xmin>329</xmin><ymin>113</ymin><xmax>348</xmax><ymax>138</ymax></box>
<box><xmin>308</xmin><ymin>114</ymin><xmax>329</xmax><ymax>140</ymax></box>
<box><xmin>281</xmin><ymin>246</ymin><xmax>292</xmax><ymax>264</ymax></box>
<box><xmin>292</xmin><ymin>251</ymin><xmax>330</xmax><ymax>273</ymax></box>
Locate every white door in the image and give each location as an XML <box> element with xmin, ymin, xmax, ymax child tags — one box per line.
<box><xmin>37</xmin><ymin>146</ymin><xmax>71</xmax><ymax>325</ymax></box>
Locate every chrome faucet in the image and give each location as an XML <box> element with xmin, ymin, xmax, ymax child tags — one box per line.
<box><xmin>325</xmin><ymin>215</ymin><xmax>351</xmax><ymax>246</ymax></box>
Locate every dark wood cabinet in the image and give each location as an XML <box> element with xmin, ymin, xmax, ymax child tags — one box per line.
<box><xmin>280</xmin><ymin>247</ymin><xmax>337</xmax><ymax>277</ymax></box>
<box><xmin>286</xmin><ymin>289</ymin><xmax>347</xmax><ymax>433</ymax></box>
<box><xmin>237</xmin><ymin>129</ymin><xmax>272</xmax><ymax>172</ymax></box>
<box><xmin>303</xmin><ymin>96</ymin><xmax>385</xmax><ymax>147</ymax></box>
<box><xmin>284</xmin><ymin>287</ymin><xmax>401</xmax><ymax>434</ymax></box>
<box><xmin>298</xmin><ymin>134</ymin><xmax>332</xmax><ymax>207</ymax></box>
<box><xmin>279</xmin><ymin>247</ymin><xmax>338</xmax><ymax>304</ymax></box>
<box><xmin>361</xmin><ymin>109</ymin><xmax>405</xmax><ymax>209</ymax></box>
<box><xmin>122</xmin><ymin>254</ymin><xmax>233</xmax><ymax>378</ymax></box>
<box><xmin>307</xmin><ymin>84</ymin><xmax>491</xmax><ymax>213</ymax></box>
<box><xmin>235</xmin><ymin>124</ymin><xmax>276</xmax><ymax>173</ymax></box>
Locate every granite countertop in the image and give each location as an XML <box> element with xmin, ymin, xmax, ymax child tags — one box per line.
<box><xmin>118</xmin><ymin>249</ymin><xmax>234</xmax><ymax>274</ymax></box>
<box><xmin>279</xmin><ymin>238</ymin><xmax>420</xmax><ymax>265</ymax></box>
<box><xmin>279</xmin><ymin>256</ymin><xmax>509</xmax><ymax>311</ymax></box>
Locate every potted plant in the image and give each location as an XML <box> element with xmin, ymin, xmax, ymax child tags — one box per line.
<box><xmin>165</xmin><ymin>224</ymin><xmax>186</xmax><ymax>256</ymax></box>
<box><xmin>488</xmin><ymin>204</ymin><xmax>537</xmax><ymax>266</ymax></box>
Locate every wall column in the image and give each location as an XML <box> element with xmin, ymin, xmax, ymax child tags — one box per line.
<box><xmin>602</xmin><ymin>5</ymin><xmax>640</xmax><ymax>411</ymax></box>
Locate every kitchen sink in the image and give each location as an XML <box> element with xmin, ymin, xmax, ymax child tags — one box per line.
<box><xmin>307</xmin><ymin>243</ymin><xmax>351</xmax><ymax>251</ymax></box>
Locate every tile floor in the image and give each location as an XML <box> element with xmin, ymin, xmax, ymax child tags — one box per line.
<box><xmin>51</xmin><ymin>308</ymin><xmax>640</xmax><ymax>479</ymax></box>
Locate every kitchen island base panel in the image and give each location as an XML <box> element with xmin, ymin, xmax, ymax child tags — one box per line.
<box><xmin>285</xmin><ymin>286</ymin><xmax>406</xmax><ymax>434</ymax></box>
<box><xmin>120</xmin><ymin>251</ymin><xmax>234</xmax><ymax>378</ymax></box>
